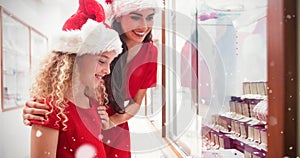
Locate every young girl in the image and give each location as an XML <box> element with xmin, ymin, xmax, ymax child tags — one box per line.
<box><xmin>30</xmin><ymin>18</ymin><xmax>122</xmax><ymax>158</ymax></box>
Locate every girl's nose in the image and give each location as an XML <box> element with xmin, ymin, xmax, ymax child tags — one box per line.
<box><xmin>102</xmin><ymin>64</ymin><xmax>111</xmax><ymax>76</ymax></box>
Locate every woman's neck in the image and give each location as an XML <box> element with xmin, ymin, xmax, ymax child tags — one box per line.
<box><xmin>126</xmin><ymin>40</ymin><xmax>141</xmax><ymax>50</ymax></box>
<box><xmin>126</xmin><ymin>42</ymin><xmax>143</xmax><ymax>63</ymax></box>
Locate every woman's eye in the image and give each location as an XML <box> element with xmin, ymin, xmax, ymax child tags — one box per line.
<box><xmin>146</xmin><ymin>16</ymin><xmax>154</xmax><ymax>21</ymax></box>
<box><xmin>131</xmin><ymin>16</ymin><xmax>140</xmax><ymax>21</ymax></box>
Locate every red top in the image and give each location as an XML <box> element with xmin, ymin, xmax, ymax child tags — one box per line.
<box><xmin>181</xmin><ymin>42</ymin><xmax>198</xmax><ymax>88</ymax></box>
<box><xmin>180</xmin><ymin>42</ymin><xmax>211</xmax><ymax>100</ymax></box>
<box><xmin>125</xmin><ymin>43</ymin><xmax>158</xmax><ymax>99</ymax></box>
<box><xmin>31</xmin><ymin>98</ymin><xmax>106</xmax><ymax>158</ymax></box>
<box><xmin>102</xmin><ymin>42</ymin><xmax>158</xmax><ymax>157</ymax></box>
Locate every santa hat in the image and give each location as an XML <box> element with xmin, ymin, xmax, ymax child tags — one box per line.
<box><xmin>105</xmin><ymin>0</ymin><xmax>164</xmax><ymax>21</ymax></box>
<box><xmin>50</xmin><ymin>0</ymin><xmax>122</xmax><ymax>56</ymax></box>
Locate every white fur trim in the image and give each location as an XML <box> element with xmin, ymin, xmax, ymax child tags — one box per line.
<box><xmin>50</xmin><ymin>19</ymin><xmax>122</xmax><ymax>56</ymax></box>
<box><xmin>106</xmin><ymin>0</ymin><xmax>164</xmax><ymax>21</ymax></box>
<box><xmin>50</xmin><ymin>30</ymin><xmax>82</xmax><ymax>54</ymax></box>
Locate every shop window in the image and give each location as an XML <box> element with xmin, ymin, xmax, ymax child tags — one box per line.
<box><xmin>0</xmin><ymin>7</ymin><xmax>47</xmax><ymax>111</ymax></box>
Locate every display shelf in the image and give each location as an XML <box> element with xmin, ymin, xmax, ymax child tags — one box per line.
<box><xmin>202</xmin><ymin>82</ymin><xmax>267</xmax><ymax>158</ymax></box>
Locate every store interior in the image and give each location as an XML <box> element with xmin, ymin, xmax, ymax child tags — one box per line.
<box><xmin>0</xmin><ymin>0</ymin><xmax>299</xmax><ymax>158</ymax></box>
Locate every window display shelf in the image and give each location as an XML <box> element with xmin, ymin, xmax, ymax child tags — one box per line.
<box><xmin>202</xmin><ymin>82</ymin><xmax>268</xmax><ymax>158</ymax></box>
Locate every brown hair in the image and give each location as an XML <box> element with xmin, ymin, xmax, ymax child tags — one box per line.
<box><xmin>104</xmin><ymin>20</ymin><xmax>153</xmax><ymax>114</ymax></box>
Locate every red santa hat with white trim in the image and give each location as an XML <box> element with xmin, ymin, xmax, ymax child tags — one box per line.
<box><xmin>50</xmin><ymin>0</ymin><xmax>122</xmax><ymax>56</ymax></box>
<box><xmin>105</xmin><ymin>0</ymin><xmax>164</xmax><ymax>22</ymax></box>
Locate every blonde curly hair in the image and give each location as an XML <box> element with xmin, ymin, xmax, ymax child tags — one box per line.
<box><xmin>30</xmin><ymin>51</ymin><xmax>108</xmax><ymax>130</ymax></box>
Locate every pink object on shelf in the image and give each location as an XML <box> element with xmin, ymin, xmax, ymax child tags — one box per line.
<box><xmin>199</xmin><ymin>12</ymin><xmax>218</xmax><ymax>21</ymax></box>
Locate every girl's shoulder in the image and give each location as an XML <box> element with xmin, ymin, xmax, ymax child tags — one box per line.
<box><xmin>43</xmin><ymin>97</ymin><xmax>73</xmax><ymax>113</ymax></box>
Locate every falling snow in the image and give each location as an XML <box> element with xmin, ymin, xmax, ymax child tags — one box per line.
<box><xmin>269</xmin><ymin>116</ymin><xmax>278</xmax><ymax>126</ymax></box>
<box><xmin>36</xmin><ymin>130</ymin><xmax>42</xmax><ymax>137</ymax></box>
<box><xmin>44</xmin><ymin>151</ymin><xmax>50</xmax><ymax>155</ymax></box>
<box><xmin>75</xmin><ymin>144</ymin><xmax>96</xmax><ymax>158</ymax></box>
<box><xmin>98</xmin><ymin>134</ymin><xmax>103</xmax><ymax>140</ymax></box>
<box><xmin>201</xmin><ymin>99</ymin><xmax>206</xmax><ymax>104</ymax></box>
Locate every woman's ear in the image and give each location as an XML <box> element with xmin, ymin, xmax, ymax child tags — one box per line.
<box><xmin>115</xmin><ymin>16</ymin><xmax>121</xmax><ymax>23</ymax></box>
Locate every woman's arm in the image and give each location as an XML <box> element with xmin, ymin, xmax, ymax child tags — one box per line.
<box><xmin>31</xmin><ymin>124</ymin><xmax>59</xmax><ymax>158</ymax></box>
<box><xmin>23</xmin><ymin>100</ymin><xmax>50</xmax><ymax>125</ymax></box>
<box><xmin>109</xmin><ymin>89</ymin><xmax>147</xmax><ymax>127</ymax></box>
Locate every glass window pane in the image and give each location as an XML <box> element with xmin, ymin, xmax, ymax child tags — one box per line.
<box><xmin>164</xmin><ymin>0</ymin><xmax>267</xmax><ymax>157</ymax></box>
<box><xmin>2</xmin><ymin>12</ymin><xmax>30</xmax><ymax>109</ymax></box>
<box><xmin>30</xmin><ymin>30</ymin><xmax>48</xmax><ymax>74</ymax></box>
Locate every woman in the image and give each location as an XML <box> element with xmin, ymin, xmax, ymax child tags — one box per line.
<box><xmin>100</xmin><ymin>0</ymin><xmax>162</xmax><ymax>157</ymax></box>
<box><xmin>24</xmin><ymin>0</ymin><xmax>162</xmax><ymax>157</ymax></box>
<box><xmin>30</xmin><ymin>19</ymin><xmax>122</xmax><ymax>158</ymax></box>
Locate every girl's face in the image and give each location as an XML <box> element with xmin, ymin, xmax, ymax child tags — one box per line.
<box><xmin>117</xmin><ymin>9</ymin><xmax>155</xmax><ymax>46</ymax></box>
<box><xmin>77</xmin><ymin>51</ymin><xmax>117</xmax><ymax>92</ymax></box>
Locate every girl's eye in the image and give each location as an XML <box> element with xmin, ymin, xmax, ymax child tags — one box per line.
<box><xmin>98</xmin><ymin>60</ymin><xmax>105</xmax><ymax>64</ymax></box>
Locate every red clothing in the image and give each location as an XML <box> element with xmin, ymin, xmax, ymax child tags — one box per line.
<box><xmin>180</xmin><ymin>42</ymin><xmax>211</xmax><ymax>101</ymax></box>
<box><xmin>126</xmin><ymin>43</ymin><xmax>158</xmax><ymax>99</ymax></box>
<box><xmin>31</xmin><ymin>99</ymin><xmax>106</xmax><ymax>158</ymax></box>
<box><xmin>102</xmin><ymin>43</ymin><xmax>158</xmax><ymax>158</ymax></box>
<box><xmin>181</xmin><ymin>42</ymin><xmax>198</xmax><ymax>88</ymax></box>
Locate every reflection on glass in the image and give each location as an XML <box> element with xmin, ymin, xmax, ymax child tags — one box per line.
<box><xmin>164</xmin><ymin>0</ymin><xmax>267</xmax><ymax>157</ymax></box>
<box><xmin>30</xmin><ymin>30</ymin><xmax>48</xmax><ymax>75</ymax></box>
<box><xmin>2</xmin><ymin>11</ymin><xmax>30</xmax><ymax>110</ymax></box>
<box><xmin>198</xmin><ymin>5</ymin><xmax>267</xmax><ymax>158</ymax></box>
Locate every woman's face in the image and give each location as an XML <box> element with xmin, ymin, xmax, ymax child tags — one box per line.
<box><xmin>117</xmin><ymin>9</ymin><xmax>155</xmax><ymax>46</ymax></box>
<box><xmin>77</xmin><ymin>51</ymin><xmax>117</xmax><ymax>92</ymax></box>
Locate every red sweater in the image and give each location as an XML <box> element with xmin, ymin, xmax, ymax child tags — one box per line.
<box><xmin>31</xmin><ymin>99</ymin><xmax>106</xmax><ymax>158</ymax></box>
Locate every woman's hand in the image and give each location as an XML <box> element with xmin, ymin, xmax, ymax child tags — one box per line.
<box><xmin>23</xmin><ymin>100</ymin><xmax>50</xmax><ymax>126</ymax></box>
<box><xmin>97</xmin><ymin>106</ymin><xmax>115</xmax><ymax>130</ymax></box>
